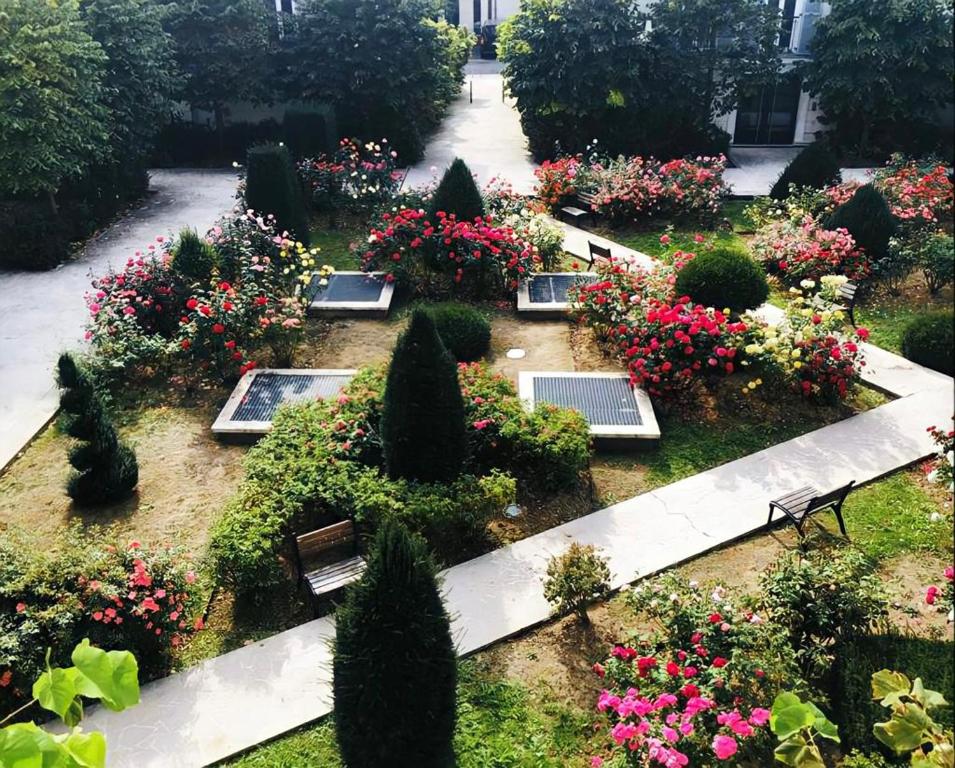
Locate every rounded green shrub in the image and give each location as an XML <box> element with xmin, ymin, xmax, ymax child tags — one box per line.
<box><xmin>334</xmin><ymin>521</ymin><xmax>457</xmax><ymax>768</ymax></box>
<box><xmin>824</xmin><ymin>183</ymin><xmax>896</xmax><ymax>260</ymax></box>
<box><xmin>382</xmin><ymin>310</ymin><xmax>468</xmax><ymax>483</ymax></box>
<box><xmin>428</xmin><ymin>157</ymin><xmax>485</xmax><ymax>222</ymax></box>
<box><xmin>900</xmin><ymin>311</ymin><xmax>954</xmax><ymax>375</ymax></box>
<box><xmin>171</xmin><ymin>228</ymin><xmax>217</xmax><ymax>282</ymax></box>
<box><xmin>674</xmin><ymin>246</ymin><xmax>769</xmax><ymax>313</ymax></box>
<box><xmin>421</xmin><ymin>302</ymin><xmax>492</xmax><ymax>361</ymax></box>
<box><xmin>769</xmin><ymin>142</ymin><xmax>842</xmax><ymax>200</ymax></box>
<box><xmin>244</xmin><ymin>143</ymin><xmax>310</xmax><ymax>244</ymax></box>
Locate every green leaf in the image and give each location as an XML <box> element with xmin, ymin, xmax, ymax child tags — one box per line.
<box><xmin>806</xmin><ymin>702</ymin><xmax>840</xmax><ymax>743</ymax></box>
<box><xmin>70</xmin><ymin>640</ymin><xmax>139</xmax><ymax>713</ymax></box>
<box><xmin>872</xmin><ymin>669</ymin><xmax>910</xmax><ymax>703</ymax></box>
<box><xmin>771</xmin><ymin>692</ymin><xmax>816</xmax><ymax>739</ymax></box>
<box><xmin>0</xmin><ymin>721</ymin><xmax>67</xmax><ymax>768</ymax></box>
<box><xmin>60</xmin><ymin>730</ymin><xmax>107</xmax><ymax>768</ymax></box>
<box><xmin>33</xmin><ymin>666</ymin><xmax>80</xmax><ymax>722</ymax></box>
<box><xmin>774</xmin><ymin>734</ymin><xmax>826</xmax><ymax>768</ymax></box>
<box><xmin>873</xmin><ymin>704</ymin><xmax>934</xmax><ymax>754</ymax></box>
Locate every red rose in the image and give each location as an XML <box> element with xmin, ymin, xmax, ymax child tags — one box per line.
<box><xmin>212</xmin><ymin>323</ymin><xmax>225</xmax><ymax>334</ymax></box>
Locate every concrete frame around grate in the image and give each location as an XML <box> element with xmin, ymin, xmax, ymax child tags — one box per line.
<box><xmin>211</xmin><ymin>368</ymin><xmax>356</xmax><ymax>439</ymax></box>
<box><xmin>518</xmin><ymin>371</ymin><xmax>661</xmax><ymax>442</ymax></box>
<box><xmin>516</xmin><ymin>272</ymin><xmax>597</xmax><ymax>316</ymax></box>
<box><xmin>306</xmin><ymin>271</ymin><xmax>395</xmax><ymax>318</ymax></box>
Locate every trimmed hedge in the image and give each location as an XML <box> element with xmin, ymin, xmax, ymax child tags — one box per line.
<box><xmin>172</xmin><ymin>228</ymin><xmax>217</xmax><ymax>283</ymax></box>
<box><xmin>835</xmin><ymin>633</ymin><xmax>954</xmax><ymax>753</ymax></box>
<box><xmin>428</xmin><ymin>158</ymin><xmax>485</xmax><ymax>223</ymax></box>
<box><xmin>769</xmin><ymin>142</ymin><xmax>842</xmax><ymax>200</ymax></box>
<box><xmin>673</xmin><ymin>246</ymin><xmax>769</xmax><ymax>313</ymax></box>
<box><xmin>244</xmin><ymin>143</ymin><xmax>310</xmax><ymax>244</ymax></box>
<box><xmin>824</xmin><ymin>183</ymin><xmax>896</xmax><ymax>260</ymax></box>
<box><xmin>422</xmin><ymin>302</ymin><xmax>492</xmax><ymax>361</ymax></box>
<box><xmin>900</xmin><ymin>311</ymin><xmax>954</xmax><ymax>374</ymax></box>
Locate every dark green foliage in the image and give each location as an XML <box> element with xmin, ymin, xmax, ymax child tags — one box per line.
<box><xmin>824</xmin><ymin>184</ymin><xmax>896</xmax><ymax>260</ymax></box>
<box><xmin>835</xmin><ymin>634</ymin><xmax>954</xmax><ymax>752</ymax></box>
<box><xmin>428</xmin><ymin>159</ymin><xmax>486</xmax><ymax>223</ymax></box>
<box><xmin>422</xmin><ymin>303</ymin><xmax>492</xmax><ymax>362</ymax></box>
<box><xmin>769</xmin><ymin>143</ymin><xmax>842</xmax><ymax>200</ymax></box>
<box><xmin>381</xmin><ymin>311</ymin><xmax>467</xmax><ymax>483</ymax></box>
<box><xmin>674</xmin><ymin>246</ymin><xmax>769</xmax><ymax>313</ymax></box>
<box><xmin>244</xmin><ymin>144</ymin><xmax>310</xmax><ymax>244</ymax></box>
<box><xmin>172</xmin><ymin>228</ymin><xmax>217</xmax><ymax>282</ymax></box>
<box><xmin>334</xmin><ymin>521</ymin><xmax>457</xmax><ymax>768</ymax></box>
<box><xmin>56</xmin><ymin>353</ymin><xmax>138</xmax><ymax>505</ymax></box>
<box><xmin>900</xmin><ymin>311</ymin><xmax>954</xmax><ymax>375</ymax></box>
<box><xmin>0</xmin><ymin>201</ymin><xmax>71</xmax><ymax>270</ymax></box>
<box><xmin>283</xmin><ymin>107</ymin><xmax>331</xmax><ymax>158</ymax></box>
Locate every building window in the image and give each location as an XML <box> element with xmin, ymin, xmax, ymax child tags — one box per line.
<box><xmin>280</xmin><ymin>0</ymin><xmax>293</xmax><ymax>12</ymax></box>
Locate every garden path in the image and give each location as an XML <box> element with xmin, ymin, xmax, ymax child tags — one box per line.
<box><xmin>0</xmin><ymin>169</ymin><xmax>238</xmax><ymax>472</ymax></box>
<box><xmin>82</xmin><ymin>304</ymin><xmax>952</xmax><ymax>766</ymax></box>
<box><xmin>403</xmin><ymin>66</ymin><xmax>538</xmax><ymax>195</ymax></box>
<box><xmin>725</xmin><ymin>147</ymin><xmax>874</xmax><ymax>197</ymax></box>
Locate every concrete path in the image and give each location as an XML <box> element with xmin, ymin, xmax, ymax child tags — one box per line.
<box><xmin>0</xmin><ymin>170</ymin><xmax>238</xmax><ymax>472</ymax></box>
<box><xmin>82</xmin><ymin>315</ymin><xmax>952</xmax><ymax>765</ymax></box>
<box><xmin>726</xmin><ymin>147</ymin><xmax>873</xmax><ymax>197</ymax></box>
<box><xmin>403</xmin><ymin>66</ymin><xmax>538</xmax><ymax>195</ymax></box>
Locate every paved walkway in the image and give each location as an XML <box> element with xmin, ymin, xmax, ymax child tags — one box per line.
<box><xmin>0</xmin><ymin>170</ymin><xmax>238</xmax><ymax>472</ymax></box>
<box><xmin>726</xmin><ymin>147</ymin><xmax>873</xmax><ymax>197</ymax></box>
<box><xmin>82</xmin><ymin>221</ymin><xmax>952</xmax><ymax>765</ymax></box>
<box><xmin>403</xmin><ymin>66</ymin><xmax>538</xmax><ymax>194</ymax></box>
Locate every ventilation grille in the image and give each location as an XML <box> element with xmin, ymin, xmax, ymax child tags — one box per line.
<box><xmin>310</xmin><ymin>273</ymin><xmax>385</xmax><ymax>303</ymax></box>
<box><xmin>232</xmin><ymin>373</ymin><xmax>354</xmax><ymax>422</ymax></box>
<box><xmin>533</xmin><ymin>376</ymin><xmax>642</xmax><ymax>426</ymax></box>
<box><xmin>527</xmin><ymin>274</ymin><xmax>597</xmax><ymax>303</ymax></box>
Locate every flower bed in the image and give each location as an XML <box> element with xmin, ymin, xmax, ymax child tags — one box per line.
<box><xmin>210</xmin><ymin>364</ymin><xmax>590</xmax><ymax>600</ymax></box>
<box><xmin>751</xmin><ymin>216</ymin><xmax>870</xmax><ymax>283</ymax></box>
<box><xmin>298</xmin><ymin>138</ymin><xmax>402</xmax><ymax>216</ymax></box>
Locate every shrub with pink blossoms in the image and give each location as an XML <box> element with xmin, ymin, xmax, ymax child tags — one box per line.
<box><xmin>751</xmin><ymin>216</ymin><xmax>869</xmax><ymax>283</ymax></box>
<box><xmin>298</xmin><ymin>137</ymin><xmax>402</xmax><ymax>216</ymax></box>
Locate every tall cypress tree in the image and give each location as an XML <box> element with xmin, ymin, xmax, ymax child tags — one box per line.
<box><xmin>824</xmin><ymin>183</ymin><xmax>896</xmax><ymax>260</ymax></box>
<box><xmin>381</xmin><ymin>310</ymin><xmax>467</xmax><ymax>483</ymax></box>
<box><xmin>428</xmin><ymin>158</ymin><xmax>485</xmax><ymax>223</ymax></box>
<box><xmin>57</xmin><ymin>353</ymin><xmax>138</xmax><ymax>504</ymax></box>
<box><xmin>334</xmin><ymin>521</ymin><xmax>457</xmax><ymax>768</ymax></box>
<box><xmin>244</xmin><ymin>143</ymin><xmax>311</xmax><ymax>244</ymax></box>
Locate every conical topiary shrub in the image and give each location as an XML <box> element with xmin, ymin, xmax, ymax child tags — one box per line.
<box><xmin>171</xmin><ymin>227</ymin><xmax>217</xmax><ymax>282</ymax></box>
<box><xmin>334</xmin><ymin>520</ymin><xmax>457</xmax><ymax>768</ymax></box>
<box><xmin>428</xmin><ymin>157</ymin><xmax>485</xmax><ymax>223</ymax></box>
<box><xmin>769</xmin><ymin>142</ymin><xmax>842</xmax><ymax>200</ymax></box>
<box><xmin>380</xmin><ymin>310</ymin><xmax>467</xmax><ymax>483</ymax></box>
<box><xmin>824</xmin><ymin>183</ymin><xmax>896</xmax><ymax>261</ymax></box>
<box><xmin>57</xmin><ymin>353</ymin><xmax>138</xmax><ymax>504</ymax></box>
<box><xmin>244</xmin><ymin>143</ymin><xmax>310</xmax><ymax>244</ymax></box>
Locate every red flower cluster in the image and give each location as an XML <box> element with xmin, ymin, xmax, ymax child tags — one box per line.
<box><xmin>793</xmin><ymin>332</ymin><xmax>865</xmax><ymax>402</ymax></box>
<box><xmin>298</xmin><ymin>137</ymin><xmax>401</xmax><ymax>214</ymax></box>
<box><xmin>752</xmin><ymin>218</ymin><xmax>869</xmax><ymax>283</ymax></box>
<box><xmin>534</xmin><ymin>156</ymin><xmax>582</xmax><ymax>209</ymax></box>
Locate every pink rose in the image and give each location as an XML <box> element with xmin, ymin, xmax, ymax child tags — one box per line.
<box><xmin>712</xmin><ymin>735</ymin><xmax>738</xmax><ymax>760</ymax></box>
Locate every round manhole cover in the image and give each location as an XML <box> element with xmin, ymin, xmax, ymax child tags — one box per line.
<box><xmin>506</xmin><ymin>348</ymin><xmax>526</xmax><ymax>359</ymax></box>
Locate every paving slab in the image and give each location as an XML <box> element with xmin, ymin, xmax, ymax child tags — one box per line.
<box><xmin>0</xmin><ymin>170</ymin><xmax>238</xmax><ymax>472</ymax></box>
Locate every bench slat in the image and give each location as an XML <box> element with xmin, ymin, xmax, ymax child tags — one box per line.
<box><xmin>306</xmin><ymin>556</ymin><xmax>366</xmax><ymax>595</ymax></box>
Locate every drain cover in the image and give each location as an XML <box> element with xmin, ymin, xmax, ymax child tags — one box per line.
<box><xmin>506</xmin><ymin>348</ymin><xmax>526</xmax><ymax>359</ymax></box>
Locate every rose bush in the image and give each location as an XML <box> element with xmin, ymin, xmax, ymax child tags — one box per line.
<box><xmin>751</xmin><ymin>216</ymin><xmax>869</xmax><ymax>283</ymax></box>
<box><xmin>298</xmin><ymin>137</ymin><xmax>402</xmax><ymax>216</ymax></box>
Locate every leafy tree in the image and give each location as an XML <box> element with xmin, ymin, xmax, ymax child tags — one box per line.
<box><xmin>429</xmin><ymin>158</ymin><xmax>485</xmax><ymax>222</ymax></box>
<box><xmin>381</xmin><ymin>310</ymin><xmax>467</xmax><ymax>483</ymax></box>
<box><xmin>334</xmin><ymin>521</ymin><xmax>457</xmax><ymax>768</ymax></box>
<box><xmin>803</xmin><ymin>0</ymin><xmax>954</xmax><ymax>157</ymax></box>
<box><xmin>163</xmin><ymin>0</ymin><xmax>272</xmax><ymax>154</ymax></box>
<box><xmin>770</xmin><ymin>143</ymin><xmax>842</xmax><ymax>200</ymax></box>
<box><xmin>0</xmin><ymin>0</ymin><xmax>110</xmax><ymax>212</ymax></box>
<box><xmin>57</xmin><ymin>353</ymin><xmax>138</xmax><ymax>505</ymax></box>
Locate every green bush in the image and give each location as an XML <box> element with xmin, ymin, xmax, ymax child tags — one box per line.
<box><xmin>835</xmin><ymin>634</ymin><xmax>955</xmax><ymax>753</ymax></box>
<box><xmin>382</xmin><ymin>311</ymin><xmax>468</xmax><ymax>483</ymax></box>
<box><xmin>673</xmin><ymin>246</ymin><xmax>769</xmax><ymax>312</ymax></box>
<box><xmin>824</xmin><ymin>184</ymin><xmax>896</xmax><ymax>260</ymax></box>
<box><xmin>769</xmin><ymin>143</ymin><xmax>842</xmax><ymax>200</ymax></box>
<box><xmin>919</xmin><ymin>231</ymin><xmax>954</xmax><ymax>295</ymax></box>
<box><xmin>244</xmin><ymin>143</ymin><xmax>310</xmax><ymax>244</ymax></box>
<box><xmin>422</xmin><ymin>303</ymin><xmax>492</xmax><ymax>362</ymax></box>
<box><xmin>334</xmin><ymin>521</ymin><xmax>457</xmax><ymax>768</ymax></box>
<box><xmin>282</xmin><ymin>107</ymin><xmax>330</xmax><ymax>158</ymax></box>
<box><xmin>428</xmin><ymin>158</ymin><xmax>485</xmax><ymax>223</ymax></box>
<box><xmin>900</xmin><ymin>311</ymin><xmax>954</xmax><ymax>374</ymax></box>
<box><xmin>171</xmin><ymin>228</ymin><xmax>217</xmax><ymax>283</ymax></box>
<box><xmin>57</xmin><ymin>353</ymin><xmax>138</xmax><ymax>505</ymax></box>
<box><xmin>839</xmin><ymin>752</ymin><xmax>889</xmax><ymax>768</ymax></box>
<box><xmin>542</xmin><ymin>542</ymin><xmax>610</xmax><ymax>625</ymax></box>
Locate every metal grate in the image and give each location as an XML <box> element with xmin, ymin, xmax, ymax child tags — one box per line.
<box><xmin>232</xmin><ymin>373</ymin><xmax>353</xmax><ymax>422</ymax></box>
<box><xmin>310</xmin><ymin>273</ymin><xmax>385</xmax><ymax>303</ymax></box>
<box><xmin>527</xmin><ymin>274</ymin><xmax>596</xmax><ymax>304</ymax></box>
<box><xmin>533</xmin><ymin>376</ymin><xmax>642</xmax><ymax>426</ymax></box>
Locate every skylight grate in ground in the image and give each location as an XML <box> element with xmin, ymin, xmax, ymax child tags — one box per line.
<box><xmin>309</xmin><ymin>273</ymin><xmax>385</xmax><ymax>303</ymax></box>
<box><xmin>232</xmin><ymin>373</ymin><xmax>353</xmax><ymax>422</ymax></box>
<box><xmin>533</xmin><ymin>375</ymin><xmax>642</xmax><ymax>426</ymax></box>
<box><xmin>527</xmin><ymin>274</ymin><xmax>597</xmax><ymax>304</ymax></box>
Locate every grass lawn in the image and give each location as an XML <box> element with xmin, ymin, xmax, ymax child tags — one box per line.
<box><xmin>854</xmin><ymin>278</ymin><xmax>953</xmax><ymax>354</ymax></box>
<box><xmin>308</xmin><ymin>219</ymin><xmax>364</xmax><ymax>271</ymax></box>
<box><xmin>220</xmin><ymin>661</ymin><xmax>593</xmax><ymax>768</ymax></box>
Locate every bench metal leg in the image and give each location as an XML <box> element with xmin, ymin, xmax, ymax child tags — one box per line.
<box><xmin>766</xmin><ymin>504</ymin><xmax>776</xmax><ymax>528</ymax></box>
<box><xmin>833</xmin><ymin>504</ymin><xmax>849</xmax><ymax>538</ymax></box>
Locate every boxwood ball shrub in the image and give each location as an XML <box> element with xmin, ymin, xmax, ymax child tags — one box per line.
<box><xmin>244</xmin><ymin>143</ymin><xmax>310</xmax><ymax>244</ymax></box>
<box><xmin>824</xmin><ymin>183</ymin><xmax>896</xmax><ymax>260</ymax></box>
<box><xmin>900</xmin><ymin>311</ymin><xmax>954</xmax><ymax>375</ymax></box>
<box><xmin>769</xmin><ymin>142</ymin><xmax>842</xmax><ymax>200</ymax></box>
<box><xmin>57</xmin><ymin>353</ymin><xmax>138</xmax><ymax>505</ymax></box>
<box><xmin>422</xmin><ymin>302</ymin><xmax>492</xmax><ymax>361</ymax></box>
<box><xmin>382</xmin><ymin>310</ymin><xmax>468</xmax><ymax>483</ymax></box>
<box><xmin>428</xmin><ymin>157</ymin><xmax>485</xmax><ymax>223</ymax></box>
<box><xmin>674</xmin><ymin>246</ymin><xmax>769</xmax><ymax>313</ymax></box>
<box><xmin>334</xmin><ymin>521</ymin><xmax>457</xmax><ymax>768</ymax></box>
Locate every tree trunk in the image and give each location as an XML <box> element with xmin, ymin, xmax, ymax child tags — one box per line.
<box><xmin>46</xmin><ymin>188</ymin><xmax>59</xmax><ymax>217</ymax></box>
<box><xmin>214</xmin><ymin>103</ymin><xmax>226</xmax><ymax>161</ymax></box>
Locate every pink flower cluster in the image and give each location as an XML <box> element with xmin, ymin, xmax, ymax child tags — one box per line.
<box><xmin>751</xmin><ymin>217</ymin><xmax>869</xmax><ymax>282</ymax></box>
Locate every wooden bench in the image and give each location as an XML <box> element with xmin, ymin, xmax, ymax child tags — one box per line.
<box><xmin>767</xmin><ymin>481</ymin><xmax>854</xmax><ymax>538</ymax></box>
<box><xmin>587</xmin><ymin>240</ymin><xmax>611</xmax><ymax>268</ymax></box>
<box><xmin>292</xmin><ymin>520</ymin><xmax>366</xmax><ymax>615</ymax></box>
<box><xmin>836</xmin><ymin>281</ymin><xmax>859</xmax><ymax>327</ymax></box>
<box><xmin>560</xmin><ymin>191</ymin><xmax>600</xmax><ymax>228</ymax></box>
